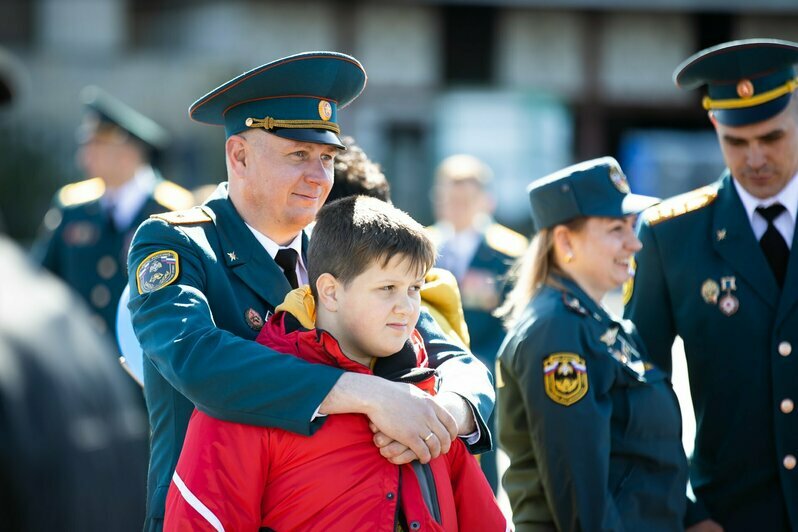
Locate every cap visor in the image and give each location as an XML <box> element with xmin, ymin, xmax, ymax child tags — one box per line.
<box><xmin>267</xmin><ymin>128</ymin><xmax>345</xmax><ymax>149</ymax></box>
<box><xmin>622</xmin><ymin>193</ymin><xmax>660</xmax><ymax>215</ymax></box>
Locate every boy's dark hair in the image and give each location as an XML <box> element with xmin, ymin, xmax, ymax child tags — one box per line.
<box><xmin>308</xmin><ymin>195</ymin><xmax>435</xmax><ymax>297</ymax></box>
<box><xmin>327</xmin><ymin>136</ymin><xmax>391</xmax><ymax>203</ymax></box>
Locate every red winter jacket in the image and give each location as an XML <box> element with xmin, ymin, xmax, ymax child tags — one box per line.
<box><xmin>164</xmin><ymin>303</ymin><xmax>508</xmax><ymax>532</ymax></box>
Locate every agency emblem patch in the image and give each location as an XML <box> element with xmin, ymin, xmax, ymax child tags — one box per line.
<box><xmin>136</xmin><ymin>250</ymin><xmax>179</xmax><ymax>294</ymax></box>
<box><xmin>543</xmin><ymin>353</ymin><xmax>588</xmax><ymax>406</ymax></box>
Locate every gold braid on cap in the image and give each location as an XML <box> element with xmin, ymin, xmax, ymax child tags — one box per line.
<box><xmin>702</xmin><ymin>78</ymin><xmax>798</xmax><ymax>110</ymax></box>
<box><xmin>245</xmin><ymin>117</ymin><xmax>340</xmax><ymax>134</ymax></box>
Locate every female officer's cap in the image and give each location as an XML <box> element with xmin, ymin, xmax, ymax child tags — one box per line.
<box><xmin>189</xmin><ymin>51</ymin><xmax>367</xmax><ymax>149</ymax></box>
<box><xmin>674</xmin><ymin>38</ymin><xmax>798</xmax><ymax>126</ymax></box>
<box><xmin>527</xmin><ymin>157</ymin><xmax>659</xmax><ymax>233</ymax></box>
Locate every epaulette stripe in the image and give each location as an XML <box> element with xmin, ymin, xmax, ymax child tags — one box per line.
<box><xmin>154</xmin><ymin>181</ymin><xmax>195</xmax><ymax>212</ymax></box>
<box><xmin>645</xmin><ymin>185</ymin><xmax>718</xmax><ymax>226</ymax></box>
<box><xmin>151</xmin><ymin>207</ymin><xmax>211</xmax><ymax>225</ymax></box>
<box><xmin>57</xmin><ymin>177</ymin><xmax>105</xmax><ymax>206</ymax></box>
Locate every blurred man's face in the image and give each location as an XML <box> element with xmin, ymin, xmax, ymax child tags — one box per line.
<box><xmin>77</xmin><ymin>126</ymin><xmax>143</xmax><ymax>189</ymax></box>
<box><xmin>713</xmin><ymin>98</ymin><xmax>798</xmax><ymax>199</ymax></box>
<box><xmin>433</xmin><ymin>179</ymin><xmax>490</xmax><ymax>232</ymax></box>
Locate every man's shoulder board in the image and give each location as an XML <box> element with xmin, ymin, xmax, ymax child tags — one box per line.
<box><xmin>485</xmin><ymin>224</ymin><xmax>528</xmax><ymax>258</ymax></box>
<box><xmin>153</xmin><ymin>181</ymin><xmax>195</xmax><ymax>212</ymax></box>
<box><xmin>644</xmin><ymin>185</ymin><xmax>718</xmax><ymax>226</ymax></box>
<box><xmin>57</xmin><ymin>177</ymin><xmax>105</xmax><ymax>207</ymax></box>
<box><xmin>151</xmin><ymin>206</ymin><xmax>211</xmax><ymax>225</ymax></box>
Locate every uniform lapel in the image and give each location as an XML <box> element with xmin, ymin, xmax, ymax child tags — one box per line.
<box><xmin>205</xmin><ymin>191</ymin><xmax>292</xmax><ymax>308</ymax></box>
<box><xmin>775</xmin><ymin>203</ymin><xmax>798</xmax><ymax>327</ymax></box>
<box><xmin>712</xmin><ymin>174</ymin><xmax>779</xmax><ymax>308</ymax></box>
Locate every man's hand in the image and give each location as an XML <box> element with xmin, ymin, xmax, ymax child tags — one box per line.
<box><xmin>320</xmin><ymin>373</ymin><xmax>458</xmax><ymax>463</ymax></box>
<box><xmin>686</xmin><ymin>520</ymin><xmax>723</xmax><ymax>532</ymax></box>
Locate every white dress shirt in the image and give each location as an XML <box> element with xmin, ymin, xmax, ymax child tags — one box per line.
<box><xmin>103</xmin><ymin>165</ymin><xmax>157</xmax><ymax>230</ymax></box>
<box><xmin>734</xmin><ymin>172</ymin><xmax>798</xmax><ymax>248</ymax></box>
<box><xmin>244</xmin><ymin>225</ymin><xmax>308</xmax><ymax>285</ymax></box>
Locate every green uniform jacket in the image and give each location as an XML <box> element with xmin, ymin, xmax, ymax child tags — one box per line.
<box><xmin>34</xmin><ymin>176</ymin><xmax>193</xmax><ymax>337</ymax></box>
<box><xmin>127</xmin><ymin>183</ymin><xmax>495</xmax><ymax>530</ymax></box>
<box><xmin>625</xmin><ymin>172</ymin><xmax>797</xmax><ymax>530</ymax></box>
<box><xmin>498</xmin><ymin>276</ymin><xmax>687</xmax><ymax>532</ymax></box>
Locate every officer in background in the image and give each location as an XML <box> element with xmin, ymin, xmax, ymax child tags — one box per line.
<box><xmin>0</xmin><ymin>48</ymin><xmax>149</xmax><ymax>532</ymax></box>
<box><xmin>427</xmin><ymin>154</ymin><xmax>527</xmax><ymax>492</ymax></box>
<box><xmin>33</xmin><ymin>87</ymin><xmax>193</xmax><ymax>337</ymax></box>
<box><xmin>625</xmin><ymin>39</ymin><xmax>798</xmax><ymax>531</ymax></box>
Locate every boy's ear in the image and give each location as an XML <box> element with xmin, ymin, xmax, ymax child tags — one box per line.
<box><xmin>316</xmin><ymin>273</ymin><xmax>340</xmax><ymax>312</ymax></box>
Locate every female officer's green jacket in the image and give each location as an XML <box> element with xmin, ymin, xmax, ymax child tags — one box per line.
<box><xmin>497</xmin><ymin>275</ymin><xmax>687</xmax><ymax>531</ymax></box>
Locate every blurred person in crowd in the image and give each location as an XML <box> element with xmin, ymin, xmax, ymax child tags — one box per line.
<box><xmin>428</xmin><ymin>154</ymin><xmax>527</xmax><ymax>492</ymax></box>
<box><xmin>32</xmin><ymin>86</ymin><xmax>193</xmax><ymax>338</ymax></box>
<box><xmin>625</xmin><ymin>39</ymin><xmax>798</xmax><ymax>531</ymax></box>
<box><xmin>497</xmin><ymin>158</ymin><xmax>687</xmax><ymax>531</ymax></box>
<box><xmin>126</xmin><ymin>52</ymin><xmax>494</xmax><ymax>530</ymax></box>
<box><xmin>0</xmin><ymin>47</ymin><xmax>149</xmax><ymax>532</ymax></box>
<box><xmin>164</xmin><ymin>196</ymin><xmax>508</xmax><ymax>531</ymax></box>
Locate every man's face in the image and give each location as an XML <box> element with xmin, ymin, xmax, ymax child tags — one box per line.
<box><xmin>713</xmin><ymin>99</ymin><xmax>798</xmax><ymax>199</ymax></box>
<box><xmin>238</xmin><ymin>131</ymin><xmax>337</xmax><ymax>240</ymax></box>
<box><xmin>433</xmin><ymin>179</ymin><xmax>490</xmax><ymax>232</ymax></box>
<box><xmin>77</xmin><ymin>127</ymin><xmax>143</xmax><ymax>189</ymax></box>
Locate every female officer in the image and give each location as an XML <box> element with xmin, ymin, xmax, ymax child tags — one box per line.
<box><xmin>496</xmin><ymin>157</ymin><xmax>688</xmax><ymax>531</ymax></box>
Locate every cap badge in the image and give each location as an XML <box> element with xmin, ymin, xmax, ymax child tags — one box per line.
<box><xmin>609</xmin><ymin>165</ymin><xmax>631</xmax><ymax>194</ymax></box>
<box><xmin>318</xmin><ymin>100</ymin><xmax>332</xmax><ymax>121</ymax></box>
<box><xmin>736</xmin><ymin>79</ymin><xmax>754</xmax><ymax>99</ymax></box>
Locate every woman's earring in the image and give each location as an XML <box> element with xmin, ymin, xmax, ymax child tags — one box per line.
<box><xmin>565</xmin><ymin>251</ymin><xmax>574</xmax><ymax>264</ymax></box>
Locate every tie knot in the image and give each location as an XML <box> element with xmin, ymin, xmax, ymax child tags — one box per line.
<box><xmin>274</xmin><ymin>248</ymin><xmax>298</xmax><ymax>271</ymax></box>
<box><xmin>756</xmin><ymin>203</ymin><xmax>786</xmax><ymax>223</ymax></box>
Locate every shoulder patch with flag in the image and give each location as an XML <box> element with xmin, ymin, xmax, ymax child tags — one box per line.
<box><xmin>543</xmin><ymin>353</ymin><xmax>588</xmax><ymax>406</ymax></box>
<box><xmin>136</xmin><ymin>250</ymin><xmax>180</xmax><ymax>294</ymax></box>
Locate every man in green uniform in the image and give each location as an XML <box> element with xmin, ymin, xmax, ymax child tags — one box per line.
<box><xmin>625</xmin><ymin>39</ymin><xmax>798</xmax><ymax>531</ymax></box>
<box><xmin>34</xmin><ymin>86</ymin><xmax>193</xmax><ymax>338</ymax></box>
<box><xmin>127</xmin><ymin>52</ymin><xmax>494</xmax><ymax>530</ymax></box>
<box><xmin>427</xmin><ymin>154</ymin><xmax>527</xmax><ymax>492</ymax></box>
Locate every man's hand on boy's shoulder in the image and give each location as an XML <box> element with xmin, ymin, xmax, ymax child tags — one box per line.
<box><xmin>369</xmin><ymin>391</ymin><xmax>473</xmax><ymax>465</ymax></box>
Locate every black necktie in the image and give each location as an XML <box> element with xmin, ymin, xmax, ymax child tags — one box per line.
<box><xmin>274</xmin><ymin>248</ymin><xmax>299</xmax><ymax>289</ymax></box>
<box><xmin>756</xmin><ymin>203</ymin><xmax>789</xmax><ymax>287</ymax></box>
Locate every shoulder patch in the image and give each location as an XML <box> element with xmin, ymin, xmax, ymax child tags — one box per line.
<box><xmin>151</xmin><ymin>206</ymin><xmax>211</xmax><ymax>225</ymax></box>
<box><xmin>136</xmin><ymin>250</ymin><xmax>180</xmax><ymax>294</ymax></box>
<box><xmin>485</xmin><ymin>224</ymin><xmax>529</xmax><ymax>258</ymax></box>
<box><xmin>543</xmin><ymin>353</ymin><xmax>588</xmax><ymax>406</ymax></box>
<box><xmin>57</xmin><ymin>177</ymin><xmax>105</xmax><ymax>207</ymax></box>
<box><xmin>153</xmin><ymin>180</ymin><xmax>195</xmax><ymax>212</ymax></box>
<box><xmin>644</xmin><ymin>184</ymin><xmax>718</xmax><ymax>226</ymax></box>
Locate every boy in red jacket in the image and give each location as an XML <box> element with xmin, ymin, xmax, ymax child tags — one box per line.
<box><xmin>165</xmin><ymin>196</ymin><xmax>509</xmax><ymax>531</ymax></box>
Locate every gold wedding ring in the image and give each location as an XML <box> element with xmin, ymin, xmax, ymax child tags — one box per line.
<box><xmin>423</xmin><ymin>432</ymin><xmax>434</xmax><ymax>442</ymax></box>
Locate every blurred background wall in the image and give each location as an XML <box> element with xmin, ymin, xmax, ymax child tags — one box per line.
<box><xmin>1</xmin><ymin>0</ymin><xmax>798</xmax><ymax>244</ymax></box>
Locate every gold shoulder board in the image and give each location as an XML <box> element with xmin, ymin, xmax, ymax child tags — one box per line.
<box><xmin>151</xmin><ymin>207</ymin><xmax>211</xmax><ymax>225</ymax></box>
<box><xmin>644</xmin><ymin>185</ymin><xmax>718</xmax><ymax>226</ymax></box>
<box><xmin>485</xmin><ymin>224</ymin><xmax>529</xmax><ymax>258</ymax></box>
<box><xmin>154</xmin><ymin>181</ymin><xmax>195</xmax><ymax>212</ymax></box>
<box><xmin>57</xmin><ymin>177</ymin><xmax>105</xmax><ymax>207</ymax></box>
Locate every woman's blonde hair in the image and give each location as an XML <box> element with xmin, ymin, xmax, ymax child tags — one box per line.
<box><xmin>496</xmin><ymin>218</ymin><xmax>587</xmax><ymax>328</ymax></box>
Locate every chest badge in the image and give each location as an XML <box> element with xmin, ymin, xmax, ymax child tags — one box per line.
<box><xmin>716</xmin><ymin>228</ymin><xmax>727</xmax><ymax>242</ymax></box>
<box><xmin>600</xmin><ymin>326</ymin><xmax>619</xmax><ymax>346</ymax></box>
<box><xmin>245</xmin><ymin>308</ymin><xmax>264</xmax><ymax>331</ymax></box>
<box><xmin>718</xmin><ymin>276</ymin><xmax>739</xmax><ymax>316</ymax></box>
<box><xmin>542</xmin><ymin>353</ymin><xmax>588</xmax><ymax>406</ymax></box>
<box><xmin>227</xmin><ymin>251</ymin><xmax>238</xmax><ymax>262</ymax></box>
<box><xmin>701</xmin><ymin>279</ymin><xmax>720</xmax><ymax>304</ymax></box>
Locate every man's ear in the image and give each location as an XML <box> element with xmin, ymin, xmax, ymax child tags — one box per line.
<box><xmin>225</xmin><ymin>134</ymin><xmax>248</xmax><ymax>175</ymax></box>
<box><xmin>316</xmin><ymin>273</ymin><xmax>340</xmax><ymax>312</ymax></box>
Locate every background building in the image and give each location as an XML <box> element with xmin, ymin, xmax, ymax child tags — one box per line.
<box><xmin>1</xmin><ymin>0</ymin><xmax>797</xmax><ymax>240</ymax></box>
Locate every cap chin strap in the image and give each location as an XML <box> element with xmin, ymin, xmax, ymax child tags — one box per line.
<box><xmin>245</xmin><ymin>116</ymin><xmax>340</xmax><ymax>134</ymax></box>
<box><xmin>702</xmin><ymin>78</ymin><xmax>798</xmax><ymax>110</ymax></box>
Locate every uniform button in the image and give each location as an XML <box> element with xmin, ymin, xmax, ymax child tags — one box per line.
<box><xmin>784</xmin><ymin>454</ymin><xmax>796</xmax><ymax>470</ymax></box>
<box><xmin>779</xmin><ymin>341</ymin><xmax>792</xmax><ymax>357</ymax></box>
<box><xmin>781</xmin><ymin>399</ymin><xmax>795</xmax><ymax>414</ymax></box>
<box><xmin>410</xmin><ymin>522</ymin><xmax>421</xmax><ymax>530</ymax></box>
<box><xmin>386</xmin><ymin>492</ymin><xmax>394</xmax><ymax>500</ymax></box>
<box><xmin>91</xmin><ymin>284</ymin><xmax>111</xmax><ymax>308</ymax></box>
<box><xmin>97</xmin><ymin>255</ymin><xmax>118</xmax><ymax>279</ymax></box>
